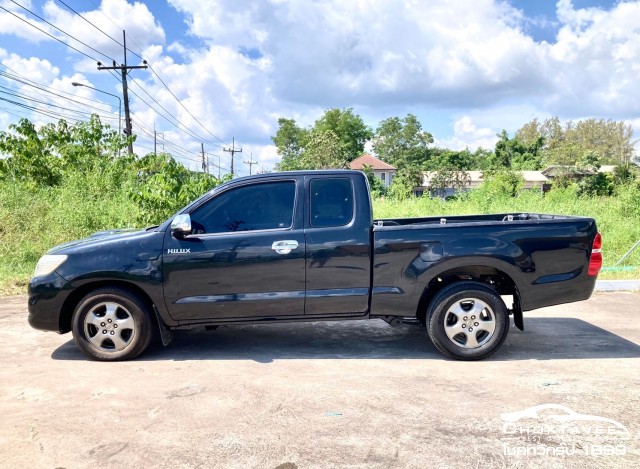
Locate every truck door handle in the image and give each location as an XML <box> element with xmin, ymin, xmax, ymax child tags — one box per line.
<box><xmin>271</xmin><ymin>240</ymin><xmax>299</xmax><ymax>254</ymax></box>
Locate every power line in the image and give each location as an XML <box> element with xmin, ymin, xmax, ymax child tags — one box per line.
<box><xmin>4</xmin><ymin>1</ymin><xmax>252</xmax><ymax>174</ymax></box>
<box><xmin>52</xmin><ymin>1</ymin><xmax>232</xmax><ymax>158</ymax></box>
<box><xmin>0</xmin><ymin>87</ymin><xmax>113</xmax><ymax>121</ymax></box>
<box><xmin>0</xmin><ymin>96</ymin><xmax>93</xmax><ymax>123</ymax></box>
<box><xmin>97</xmin><ymin>30</ymin><xmax>148</xmax><ymax>154</ymax></box>
<box><xmin>55</xmin><ymin>0</ymin><xmax>143</xmax><ymax>60</ymax></box>
<box><xmin>9</xmin><ymin>0</ymin><xmax>116</xmax><ymax>63</ymax></box>
<box><xmin>53</xmin><ymin>0</ymin><xmax>227</xmax><ymax>148</ymax></box>
<box><xmin>64</xmin><ymin>0</ymin><xmax>145</xmax><ymax>61</ymax></box>
<box><xmin>223</xmin><ymin>137</ymin><xmax>242</xmax><ymax>177</ymax></box>
<box><xmin>0</xmin><ymin>67</ymin><xmax>119</xmax><ymax>115</ymax></box>
<box><xmin>0</xmin><ymin>5</ymin><xmax>100</xmax><ymax>62</ymax></box>
<box><xmin>136</xmin><ymin>127</ymin><xmax>203</xmax><ymax>163</ymax></box>
<box><xmin>147</xmin><ymin>64</ymin><xmax>229</xmax><ymax>146</ymax></box>
<box><xmin>127</xmin><ymin>78</ymin><xmax>224</xmax><ymax>149</ymax></box>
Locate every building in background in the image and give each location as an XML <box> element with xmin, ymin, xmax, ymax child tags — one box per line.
<box><xmin>349</xmin><ymin>153</ymin><xmax>396</xmax><ymax>187</ymax></box>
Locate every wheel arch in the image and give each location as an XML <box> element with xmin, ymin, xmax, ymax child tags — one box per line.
<box><xmin>60</xmin><ymin>280</ymin><xmax>160</xmax><ymax>333</ymax></box>
<box><xmin>415</xmin><ymin>264</ymin><xmax>523</xmax><ymax>328</ymax></box>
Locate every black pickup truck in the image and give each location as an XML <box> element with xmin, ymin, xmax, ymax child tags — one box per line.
<box><xmin>28</xmin><ymin>170</ymin><xmax>602</xmax><ymax>361</ymax></box>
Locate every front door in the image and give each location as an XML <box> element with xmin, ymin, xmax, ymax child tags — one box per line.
<box><xmin>163</xmin><ymin>178</ymin><xmax>305</xmax><ymax>321</ymax></box>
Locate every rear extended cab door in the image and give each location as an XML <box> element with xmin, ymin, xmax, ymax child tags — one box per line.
<box><xmin>303</xmin><ymin>172</ymin><xmax>373</xmax><ymax>315</ymax></box>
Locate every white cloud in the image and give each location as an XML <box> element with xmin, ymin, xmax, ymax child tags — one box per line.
<box><xmin>0</xmin><ymin>111</ymin><xmax>9</xmax><ymax>131</ymax></box>
<box><xmin>2</xmin><ymin>53</ymin><xmax>59</xmax><ymax>82</ymax></box>
<box><xmin>41</xmin><ymin>0</ymin><xmax>164</xmax><ymax>65</ymax></box>
<box><xmin>168</xmin><ymin>0</ymin><xmax>547</xmax><ymax>108</ymax></box>
<box><xmin>546</xmin><ymin>0</ymin><xmax>640</xmax><ymax>118</ymax></box>
<box><xmin>435</xmin><ymin>117</ymin><xmax>498</xmax><ymax>151</ymax></box>
<box><xmin>2</xmin><ymin>0</ymin><xmax>640</xmax><ymax>171</ymax></box>
<box><xmin>0</xmin><ymin>6</ymin><xmax>52</xmax><ymax>43</ymax></box>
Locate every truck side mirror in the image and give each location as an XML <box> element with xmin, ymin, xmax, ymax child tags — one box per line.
<box><xmin>171</xmin><ymin>214</ymin><xmax>192</xmax><ymax>238</ymax></box>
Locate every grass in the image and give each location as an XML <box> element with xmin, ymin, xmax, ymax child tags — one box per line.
<box><xmin>0</xmin><ymin>173</ymin><xmax>140</xmax><ymax>295</ymax></box>
<box><xmin>373</xmin><ymin>185</ymin><xmax>640</xmax><ymax>274</ymax></box>
<box><xmin>1</xmin><ymin>181</ymin><xmax>639</xmax><ymax>296</ymax></box>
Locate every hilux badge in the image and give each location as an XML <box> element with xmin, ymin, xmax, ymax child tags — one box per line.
<box><xmin>167</xmin><ymin>248</ymin><xmax>191</xmax><ymax>254</ymax></box>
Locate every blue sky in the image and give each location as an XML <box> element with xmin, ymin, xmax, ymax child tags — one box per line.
<box><xmin>0</xmin><ymin>0</ymin><xmax>637</xmax><ymax>173</ymax></box>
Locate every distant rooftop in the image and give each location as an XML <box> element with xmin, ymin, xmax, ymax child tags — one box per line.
<box><xmin>349</xmin><ymin>153</ymin><xmax>396</xmax><ymax>171</ymax></box>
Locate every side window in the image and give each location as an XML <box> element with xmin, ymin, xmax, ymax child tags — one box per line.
<box><xmin>190</xmin><ymin>181</ymin><xmax>295</xmax><ymax>234</ymax></box>
<box><xmin>310</xmin><ymin>178</ymin><xmax>354</xmax><ymax>228</ymax></box>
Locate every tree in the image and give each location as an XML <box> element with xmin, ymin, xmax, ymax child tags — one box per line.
<box><xmin>361</xmin><ymin>164</ymin><xmax>387</xmax><ymax>198</ymax></box>
<box><xmin>578</xmin><ymin>173</ymin><xmax>614</xmax><ymax>197</ymax></box>
<box><xmin>480</xmin><ymin>171</ymin><xmax>525</xmax><ymax>198</ymax></box>
<box><xmin>516</xmin><ymin>116</ymin><xmax>635</xmax><ymax>167</ymax></box>
<box><xmin>313</xmin><ymin>108</ymin><xmax>373</xmax><ymax>163</ymax></box>
<box><xmin>426</xmin><ymin>148</ymin><xmax>476</xmax><ymax>171</ymax></box>
<box><xmin>373</xmin><ymin>114</ymin><xmax>433</xmax><ymax>169</ymax></box>
<box><xmin>272</xmin><ymin>118</ymin><xmax>308</xmax><ymax>171</ymax></box>
<box><xmin>487</xmin><ymin>130</ymin><xmax>543</xmax><ymax>171</ymax></box>
<box><xmin>0</xmin><ymin>115</ymin><xmax>126</xmax><ymax>188</ymax></box>
<box><xmin>0</xmin><ymin>118</ymin><xmax>61</xmax><ymax>187</ymax></box>
<box><xmin>299</xmin><ymin>130</ymin><xmax>346</xmax><ymax>169</ymax></box>
<box><xmin>428</xmin><ymin>169</ymin><xmax>471</xmax><ymax>198</ymax></box>
<box><xmin>273</xmin><ymin>109</ymin><xmax>372</xmax><ymax>170</ymax></box>
<box><xmin>388</xmin><ymin>164</ymin><xmax>423</xmax><ymax>199</ymax></box>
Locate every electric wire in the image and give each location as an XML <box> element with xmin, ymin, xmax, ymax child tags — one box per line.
<box><xmin>0</xmin><ymin>69</ymin><xmax>119</xmax><ymax>116</ymax></box>
<box><xmin>127</xmin><ymin>78</ymin><xmax>224</xmax><ymax>150</ymax></box>
<box><xmin>54</xmin><ymin>0</ymin><xmax>229</xmax><ymax>149</ymax></box>
<box><xmin>0</xmin><ymin>5</ymin><xmax>100</xmax><ymax>63</ymax></box>
<box><xmin>1</xmin><ymin>2</ymin><xmax>254</xmax><ymax>173</ymax></box>
<box><xmin>126</xmin><ymin>86</ymin><xmax>221</xmax><ymax>150</ymax></box>
<box><xmin>58</xmin><ymin>0</ymin><xmax>145</xmax><ymax>61</ymax></box>
<box><xmin>0</xmin><ymin>87</ymin><xmax>117</xmax><ymax>122</ymax></box>
<box><xmin>1</xmin><ymin>97</ymin><xmax>90</xmax><ymax>123</ymax></box>
<box><xmin>9</xmin><ymin>0</ymin><xmax>117</xmax><ymax>63</ymax></box>
<box><xmin>146</xmin><ymin>64</ymin><xmax>229</xmax><ymax>146</ymax></box>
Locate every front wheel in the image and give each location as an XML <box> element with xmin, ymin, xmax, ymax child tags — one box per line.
<box><xmin>71</xmin><ymin>288</ymin><xmax>153</xmax><ymax>361</ymax></box>
<box><xmin>427</xmin><ymin>282</ymin><xmax>509</xmax><ymax>360</ymax></box>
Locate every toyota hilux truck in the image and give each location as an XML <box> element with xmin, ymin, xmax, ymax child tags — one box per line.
<box><xmin>28</xmin><ymin>170</ymin><xmax>602</xmax><ymax>361</ymax></box>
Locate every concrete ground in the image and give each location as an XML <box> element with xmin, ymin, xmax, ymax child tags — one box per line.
<box><xmin>1</xmin><ymin>292</ymin><xmax>639</xmax><ymax>469</ymax></box>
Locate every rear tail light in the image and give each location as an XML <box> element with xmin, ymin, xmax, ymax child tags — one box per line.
<box><xmin>588</xmin><ymin>232</ymin><xmax>602</xmax><ymax>276</ymax></box>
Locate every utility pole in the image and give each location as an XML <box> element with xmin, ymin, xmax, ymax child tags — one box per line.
<box><xmin>201</xmin><ymin>143</ymin><xmax>206</xmax><ymax>172</ymax></box>
<box><xmin>209</xmin><ymin>153</ymin><xmax>221</xmax><ymax>179</ymax></box>
<box><xmin>223</xmin><ymin>137</ymin><xmax>242</xmax><ymax>177</ymax></box>
<box><xmin>244</xmin><ymin>152</ymin><xmax>258</xmax><ymax>175</ymax></box>
<box><xmin>154</xmin><ymin>124</ymin><xmax>164</xmax><ymax>155</ymax></box>
<box><xmin>97</xmin><ymin>30</ymin><xmax>147</xmax><ymax>155</ymax></box>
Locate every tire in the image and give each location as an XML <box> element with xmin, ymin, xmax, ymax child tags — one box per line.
<box><xmin>427</xmin><ymin>282</ymin><xmax>509</xmax><ymax>360</ymax></box>
<box><xmin>71</xmin><ymin>287</ymin><xmax>154</xmax><ymax>361</ymax></box>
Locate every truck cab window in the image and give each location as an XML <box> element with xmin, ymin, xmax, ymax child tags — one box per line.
<box><xmin>310</xmin><ymin>178</ymin><xmax>354</xmax><ymax>227</ymax></box>
<box><xmin>190</xmin><ymin>181</ymin><xmax>295</xmax><ymax>234</ymax></box>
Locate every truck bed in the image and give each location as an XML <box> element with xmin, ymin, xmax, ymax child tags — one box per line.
<box><xmin>371</xmin><ymin>212</ymin><xmax>598</xmax><ymax>316</ymax></box>
<box><xmin>374</xmin><ymin>212</ymin><xmax>578</xmax><ymax>227</ymax></box>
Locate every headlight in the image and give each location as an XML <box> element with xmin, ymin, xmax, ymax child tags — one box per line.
<box><xmin>33</xmin><ymin>255</ymin><xmax>68</xmax><ymax>278</ymax></box>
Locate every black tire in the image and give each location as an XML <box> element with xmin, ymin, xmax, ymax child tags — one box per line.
<box><xmin>427</xmin><ymin>282</ymin><xmax>509</xmax><ymax>360</ymax></box>
<box><xmin>71</xmin><ymin>287</ymin><xmax>153</xmax><ymax>361</ymax></box>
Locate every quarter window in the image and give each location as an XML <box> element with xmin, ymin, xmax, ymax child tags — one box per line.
<box><xmin>190</xmin><ymin>181</ymin><xmax>295</xmax><ymax>234</ymax></box>
<box><xmin>310</xmin><ymin>178</ymin><xmax>354</xmax><ymax>227</ymax></box>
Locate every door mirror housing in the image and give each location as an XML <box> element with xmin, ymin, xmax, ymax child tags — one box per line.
<box><xmin>171</xmin><ymin>214</ymin><xmax>192</xmax><ymax>238</ymax></box>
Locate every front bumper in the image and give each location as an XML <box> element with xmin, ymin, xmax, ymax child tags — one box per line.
<box><xmin>28</xmin><ymin>271</ymin><xmax>73</xmax><ymax>333</ymax></box>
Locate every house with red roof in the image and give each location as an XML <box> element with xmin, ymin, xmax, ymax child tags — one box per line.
<box><xmin>349</xmin><ymin>153</ymin><xmax>396</xmax><ymax>187</ymax></box>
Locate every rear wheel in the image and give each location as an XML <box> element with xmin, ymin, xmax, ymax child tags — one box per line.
<box><xmin>71</xmin><ymin>288</ymin><xmax>153</xmax><ymax>361</ymax></box>
<box><xmin>427</xmin><ymin>282</ymin><xmax>509</xmax><ymax>360</ymax></box>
